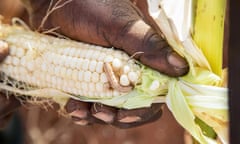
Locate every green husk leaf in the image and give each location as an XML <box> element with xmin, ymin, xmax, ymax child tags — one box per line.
<box><xmin>166</xmin><ymin>80</ymin><xmax>216</xmax><ymax>144</ymax></box>
<box><xmin>195</xmin><ymin>117</ymin><xmax>217</xmax><ymax>139</ymax></box>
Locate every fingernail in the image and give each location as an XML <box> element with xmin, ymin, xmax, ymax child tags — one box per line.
<box><xmin>167</xmin><ymin>52</ymin><xmax>189</xmax><ymax>74</ymax></box>
<box><xmin>93</xmin><ymin>112</ymin><xmax>114</xmax><ymax>123</ymax></box>
<box><xmin>75</xmin><ymin>120</ymin><xmax>89</xmax><ymax>126</ymax></box>
<box><xmin>119</xmin><ymin>116</ymin><xmax>141</xmax><ymax>123</ymax></box>
<box><xmin>69</xmin><ymin>110</ymin><xmax>88</xmax><ymax>119</ymax></box>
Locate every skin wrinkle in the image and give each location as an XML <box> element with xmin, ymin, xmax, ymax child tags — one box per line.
<box><xmin>144</xmin><ymin>32</ymin><xmax>169</xmax><ymax>52</ymax></box>
<box><xmin>140</xmin><ymin>30</ymin><xmax>172</xmax><ymax>67</ymax></box>
<box><xmin>112</xmin><ymin>20</ymin><xmax>138</xmax><ymax>49</ymax></box>
<box><xmin>67</xmin><ymin>0</ymin><xmax>84</xmax><ymax>41</ymax></box>
<box><xmin>95</xmin><ymin>0</ymin><xmax>112</xmax><ymax>46</ymax></box>
<box><xmin>106</xmin><ymin>0</ymin><xmax>142</xmax><ymax>47</ymax></box>
<box><xmin>87</xmin><ymin>1</ymin><xmax>102</xmax><ymax>44</ymax></box>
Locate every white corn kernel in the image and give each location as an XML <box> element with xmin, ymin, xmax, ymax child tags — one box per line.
<box><xmin>112</xmin><ymin>58</ymin><xmax>122</xmax><ymax>70</ymax></box>
<box><xmin>96</xmin><ymin>62</ymin><xmax>103</xmax><ymax>73</ymax></box>
<box><xmin>78</xmin><ymin>49</ymin><xmax>85</xmax><ymax>58</ymax></box>
<box><xmin>98</xmin><ymin>53</ymin><xmax>106</xmax><ymax>61</ymax></box>
<box><xmin>69</xmin><ymin>58</ymin><xmax>76</xmax><ymax>69</ymax></box>
<box><xmin>96</xmin><ymin>83</ymin><xmax>104</xmax><ymax>92</ymax></box>
<box><xmin>46</xmin><ymin>74</ymin><xmax>52</xmax><ymax>83</ymax></box>
<box><xmin>70</xmin><ymin>57</ymin><xmax>78</xmax><ymax>69</ymax></box>
<box><xmin>86</xmin><ymin>50</ymin><xmax>93</xmax><ymax>59</ymax></box>
<box><xmin>104</xmin><ymin>55</ymin><xmax>114</xmax><ymax>63</ymax></box>
<box><xmin>149</xmin><ymin>80</ymin><xmax>160</xmax><ymax>91</ymax></box>
<box><xmin>78</xmin><ymin>71</ymin><xmax>83</xmax><ymax>81</ymax></box>
<box><xmin>128</xmin><ymin>71</ymin><xmax>139</xmax><ymax>83</ymax></box>
<box><xmin>84</xmin><ymin>71</ymin><xmax>91</xmax><ymax>82</ymax></box>
<box><xmin>113</xmin><ymin>91</ymin><xmax>120</xmax><ymax>97</ymax></box>
<box><xmin>16</xmin><ymin>48</ymin><xmax>25</xmax><ymax>57</ymax></box>
<box><xmin>123</xmin><ymin>65</ymin><xmax>130</xmax><ymax>74</ymax></box>
<box><xmin>105</xmin><ymin>91</ymin><xmax>113</xmax><ymax>97</ymax></box>
<box><xmin>35</xmin><ymin>57</ymin><xmax>42</xmax><ymax>67</ymax></box>
<box><xmin>54</xmin><ymin>66</ymin><xmax>61</xmax><ymax>75</ymax></box>
<box><xmin>56</xmin><ymin>77</ymin><xmax>63</xmax><ymax>89</ymax></box>
<box><xmin>12</xmin><ymin>57</ymin><xmax>20</xmax><ymax>66</ymax></box>
<box><xmin>81</xmin><ymin>82</ymin><xmax>88</xmax><ymax>91</ymax></box>
<box><xmin>66</xmin><ymin>69</ymin><xmax>72</xmax><ymax>79</ymax></box>
<box><xmin>20</xmin><ymin>56</ymin><xmax>27</xmax><ymax>66</ymax></box>
<box><xmin>89</xmin><ymin>60</ymin><xmax>97</xmax><ymax>72</ymax></box>
<box><xmin>40</xmin><ymin>62</ymin><xmax>48</xmax><ymax>72</ymax></box>
<box><xmin>26</xmin><ymin>49</ymin><xmax>38</xmax><ymax>60</ymax></box>
<box><xmin>63</xmin><ymin>56</ymin><xmax>71</xmax><ymax>68</ymax></box>
<box><xmin>62</xmin><ymin>47</ymin><xmax>70</xmax><ymax>56</ymax></box>
<box><xmin>76</xmin><ymin>58</ymin><xmax>83</xmax><ymax>69</ymax></box>
<box><xmin>82</xmin><ymin>59</ymin><xmax>89</xmax><ymax>70</ymax></box>
<box><xmin>120</xmin><ymin>74</ymin><xmax>130</xmax><ymax>86</ymax></box>
<box><xmin>9</xmin><ymin>46</ymin><xmax>17</xmax><ymax>56</ymax></box>
<box><xmin>72</xmin><ymin>69</ymin><xmax>78</xmax><ymax>80</ymax></box>
<box><xmin>75</xmin><ymin>82</ymin><xmax>82</xmax><ymax>89</ymax></box>
<box><xmin>91</xmin><ymin>72</ymin><xmax>99</xmax><ymax>83</ymax></box>
<box><xmin>51</xmin><ymin>76</ymin><xmax>57</xmax><ymax>85</ymax></box>
<box><xmin>60</xmin><ymin>67</ymin><xmax>67</xmax><ymax>77</ymax></box>
<box><xmin>69</xmin><ymin>48</ymin><xmax>76</xmax><ymax>57</ymax></box>
<box><xmin>67</xmin><ymin>80</ymin><xmax>75</xmax><ymax>89</ymax></box>
<box><xmin>38</xmin><ymin>71</ymin><xmax>45</xmax><ymax>82</ymax></box>
<box><xmin>91</xmin><ymin>50</ymin><xmax>100</xmax><ymax>60</ymax></box>
<box><xmin>26</xmin><ymin>61</ymin><xmax>35</xmax><ymax>71</ymax></box>
<box><xmin>88</xmin><ymin>83</ymin><xmax>95</xmax><ymax>91</ymax></box>
<box><xmin>100</xmin><ymin>73</ymin><xmax>108</xmax><ymax>83</ymax></box>
<box><xmin>18</xmin><ymin>67</ymin><xmax>27</xmax><ymax>75</ymax></box>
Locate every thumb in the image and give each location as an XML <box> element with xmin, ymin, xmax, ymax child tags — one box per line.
<box><xmin>111</xmin><ymin>20</ymin><xmax>189</xmax><ymax>76</ymax></box>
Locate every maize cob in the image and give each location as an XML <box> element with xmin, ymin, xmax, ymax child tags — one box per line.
<box><xmin>0</xmin><ymin>23</ymin><xmax>143</xmax><ymax>100</ymax></box>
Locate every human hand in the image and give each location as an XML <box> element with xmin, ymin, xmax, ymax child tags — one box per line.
<box><xmin>20</xmin><ymin>0</ymin><xmax>189</xmax><ymax>128</ymax></box>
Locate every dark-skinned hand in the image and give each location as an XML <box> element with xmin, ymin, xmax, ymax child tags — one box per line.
<box><xmin>0</xmin><ymin>0</ymin><xmax>189</xmax><ymax>128</ymax></box>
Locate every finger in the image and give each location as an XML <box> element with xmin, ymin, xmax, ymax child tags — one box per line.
<box><xmin>112</xmin><ymin>110</ymin><xmax>162</xmax><ymax>129</ymax></box>
<box><xmin>90</xmin><ymin>103</ymin><xmax>116</xmax><ymax>123</ymax></box>
<box><xmin>116</xmin><ymin>103</ymin><xmax>163</xmax><ymax>123</ymax></box>
<box><xmin>0</xmin><ymin>40</ymin><xmax>9</xmax><ymax>62</ymax></box>
<box><xmin>42</xmin><ymin>0</ymin><xmax>189</xmax><ymax>76</ymax></box>
<box><xmin>0</xmin><ymin>93</ymin><xmax>20</xmax><ymax>119</ymax></box>
<box><xmin>65</xmin><ymin>98</ymin><xmax>91</xmax><ymax>119</ymax></box>
<box><xmin>65</xmin><ymin>99</ymin><xmax>112</xmax><ymax>125</ymax></box>
<box><xmin>139</xmin><ymin>42</ymin><xmax>189</xmax><ymax>77</ymax></box>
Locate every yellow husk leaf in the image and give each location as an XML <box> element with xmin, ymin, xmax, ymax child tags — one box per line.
<box><xmin>193</xmin><ymin>0</ymin><xmax>226</xmax><ymax>76</ymax></box>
